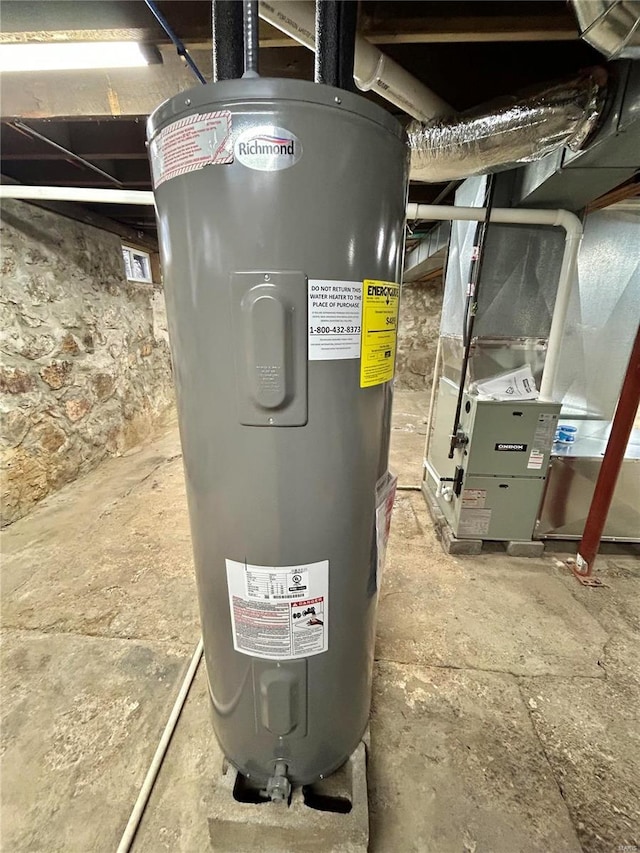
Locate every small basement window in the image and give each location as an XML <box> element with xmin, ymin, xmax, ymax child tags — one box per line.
<box><xmin>122</xmin><ymin>245</ymin><xmax>152</xmax><ymax>283</ymax></box>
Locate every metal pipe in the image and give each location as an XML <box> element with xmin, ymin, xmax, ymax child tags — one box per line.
<box><xmin>212</xmin><ymin>1</ymin><xmax>245</xmax><ymax>81</ymax></box>
<box><xmin>11</xmin><ymin>120</ymin><xmax>123</xmax><ymax>188</ymax></box>
<box><xmin>573</xmin><ymin>323</ymin><xmax>640</xmax><ymax>577</ymax></box>
<box><xmin>243</xmin><ymin>0</ymin><xmax>260</xmax><ymax>77</ymax></box>
<box><xmin>0</xmin><ymin>185</ymin><xmax>155</xmax><ymax>205</ymax></box>
<box><xmin>144</xmin><ymin>0</ymin><xmax>206</xmax><ymax>84</ymax></box>
<box><xmin>406</xmin><ymin>204</ymin><xmax>583</xmax><ymax>402</ymax></box>
<box><xmin>258</xmin><ymin>0</ymin><xmax>452</xmax><ymax>120</ymax></box>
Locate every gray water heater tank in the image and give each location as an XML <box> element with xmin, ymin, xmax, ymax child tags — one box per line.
<box><xmin>147</xmin><ymin>78</ymin><xmax>409</xmax><ymax>788</ymax></box>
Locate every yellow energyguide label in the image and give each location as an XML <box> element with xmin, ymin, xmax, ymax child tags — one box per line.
<box><xmin>360</xmin><ymin>279</ymin><xmax>400</xmax><ymax>388</ymax></box>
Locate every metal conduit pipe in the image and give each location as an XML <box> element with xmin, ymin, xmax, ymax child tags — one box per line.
<box><xmin>406</xmin><ymin>204</ymin><xmax>583</xmax><ymax>403</ymax></box>
<box><xmin>243</xmin><ymin>0</ymin><xmax>260</xmax><ymax>77</ymax></box>
<box><xmin>258</xmin><ymin>0</ymin><xmax>452</xmax><ymax>120</ymax></box>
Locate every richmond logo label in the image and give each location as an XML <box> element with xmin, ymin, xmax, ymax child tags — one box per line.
<box><xmin>235</xmin><ymin>125</ymin><xmax>302</xmax><ymax>172</ymax></box>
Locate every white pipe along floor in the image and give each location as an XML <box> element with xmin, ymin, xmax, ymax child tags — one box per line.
<box><xmin>2</xmin><ymin>393</ymin><xmax>639</xmax><ymax>851</ymax></box>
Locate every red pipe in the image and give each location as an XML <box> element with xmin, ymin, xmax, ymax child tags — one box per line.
<box><xmin>574</xmin><ymin>323</ymin><xmax>640</xmax><ymax>578</ymax></box>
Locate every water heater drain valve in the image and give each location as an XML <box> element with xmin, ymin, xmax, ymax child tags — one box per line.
<box><xmin>265</xmin><ymin>760</ymin><xmax>291</xmax><ymax>803</ymax></box>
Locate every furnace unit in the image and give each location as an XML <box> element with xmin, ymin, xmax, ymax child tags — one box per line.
<box><xmin>428</xmin><ymin>380</ymin><xmax>560</xmax><ymax>541</ymax></box>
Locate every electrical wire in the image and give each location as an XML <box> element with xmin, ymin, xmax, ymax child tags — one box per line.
<box><xmin>144</xmin><ymin>0</ymin><xmax>206</xmax><ymax>84</ymax></box>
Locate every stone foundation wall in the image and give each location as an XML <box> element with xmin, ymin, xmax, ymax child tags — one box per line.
<box><xmin>0</xmin><ymin>200</ymin><xmax>173</xmax><ymax>526</ymax></box>
<box><xmin>395</xmin><ymin>277</ymin><xmax>443</xmax><ymax>391</ymax></box>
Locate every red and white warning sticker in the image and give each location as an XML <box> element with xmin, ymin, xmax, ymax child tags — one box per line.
<box><xmin>149</xmin><ymin>111</ymin><xmax>233</xmax><ymax>189</ymax></box>
<box><xmin>225</xmin><ymin>559</ymin><xmax>329</xmax><ymax>660</ymax></box>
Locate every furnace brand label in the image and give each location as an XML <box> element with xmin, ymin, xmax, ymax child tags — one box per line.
<box><xmin>234</xmin><ymin>125</ymin><xmax>302</xmax><ymax>171</ymax></box>
<box><xmin>495</xmin><ymin>443</ymin><xmax>528</xmax><ymax>452</ymax></box>
<box><xmin>308</xmin><ymin>280</ymin><xmax>362</xmax><ymax>360</ymax></box>
<box><xmin>225</xmin><ymin>559</ymin><xmax>328</xmax><ymax>660</ymax></box>
<box><xmin>360</xmin><ymin>280</ymin><xmax>400</xmax><ymax>388</ymax></box>
<box><xmin>149</xmin><ymin>111</ymin><xmax>233</xmax><ymax>188</ymax></box>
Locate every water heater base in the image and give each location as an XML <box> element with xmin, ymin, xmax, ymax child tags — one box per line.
<box><xmin>208</xmin><ymin>741</ymin><xmax>368</xmax><ymax>852</ymax></box>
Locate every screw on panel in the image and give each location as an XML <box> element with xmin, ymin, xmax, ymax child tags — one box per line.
<box><xmin>334</xmin><ymin>97</ymin><xmax>342</xmax><ymax>104</ymax></box>
<box><xmin>185</xmin><ymin>98</ymin><xmax>192</xmax><ymax>106</ymax></box>
<box><xmin>264</xmin><ymin>274</ymin><xmax>271</xmax><ymax>281</ymax></box>
<box><xmin>268</xmin><ymin>418</ymin><xmax>274</xmax><ymax>424</ymax></box>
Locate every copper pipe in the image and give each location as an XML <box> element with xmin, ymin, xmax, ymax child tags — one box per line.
<box><xmin>573</xmin><ymin>323</ymin><xmax>640</xmax><ymax>578</ymax></box>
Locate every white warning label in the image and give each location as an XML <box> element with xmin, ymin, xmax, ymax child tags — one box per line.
<box><xmin>458</xmin><ymin>508</ymin><xmax>492</xmax><ymax>536</ymax></box>
<box><xmin>150</xmin><ymin>111</ymin><xmax>233</xmax><ymax>189</ymax></box>
<box><xmin>308</xmin><ymin>280</ymin><xmax>362</xmax><ymax>360</ymax></box>
<box><xmin>533</xmin><ymin>412</ymin><xmax>557</xmax><ymax>448</ymax></box>
<box><xmin>527</xmin><ymin>450</ymin><xmax>545</xmax><ymax>470</ymax></box>
<box><xmin>528</xmin><ymin>412</ymin><xmax>556</xmax><ymax>469</ymax></box>
<box><xmin>462</xmin><ymin>488</ymin><xmax>487</xmax><ymax>508</ymax></box>
<box><xmin>225</xmin><ymin>559</ymin><xmax>328</xmax><ymax>660</ymax></box>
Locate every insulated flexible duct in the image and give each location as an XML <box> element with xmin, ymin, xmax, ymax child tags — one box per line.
<box><xmin>408</xmin><ymin>72</ymin><xmax>606</xmax><ymax>183</ymax></box>
<box><xmin>259</xmin><ymin>2</ymin><xmax>607</xmax><ymax>182</ymax></box>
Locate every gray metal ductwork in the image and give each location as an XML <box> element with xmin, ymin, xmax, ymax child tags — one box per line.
<box><xmin>408</xmin><ymin>72</ymin><xmax>606</xmax><ymax>183</ymax></box>
<box><xmin>515</xmin><ymin>61</ymin><xmax>640</xmax><ymax>210</ymax></box>
<box><xmin>572</xmin><ymin>0</ymin><xmax>640</xmax><ymax>59</ymax></box>
<box><xmin>260</xmin><ymin>2</ymin><xmax>612</xmax><ymax>186</ymax></box>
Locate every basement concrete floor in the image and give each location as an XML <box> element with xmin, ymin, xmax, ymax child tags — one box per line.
<box><xmin>2</xmin><ymin>390</ymin><xmax>639</xmax><ymax>853</ymax></box>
